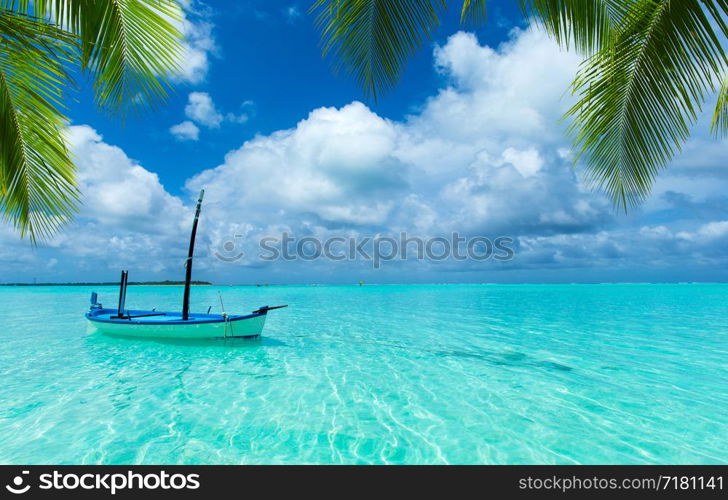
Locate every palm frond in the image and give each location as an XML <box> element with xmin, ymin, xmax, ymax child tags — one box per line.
<box><xmin>566</xmin><ymin>0</ymin><xmax>728</xmax><ymax>210</ymax></box>
<box><xmin>460</xmin><ymin>0</ymin><xmax>487</xmax><ymax>25</ymax></box>
<box><xmin>0</xmin><ymin>9</ymin><xmax>79</xmax><ymax>242</ymax></box>
<box><xmin>705</xmin><ymin>0</ymin><xmax>728</xmax><ymax>137</ymax></box>
<box><xmin>10</xmin><ymin>0</ymin><xmax>184</xmax><ymax>116</ymax></box>
<box><xmin>712</xmin><ymin>77</ymin><xmax>728</xmax><ymax>137</ymax></box>
<box><xmin>312</xmin><ymin>0</ymin><xmax>447</xmax><ymax>100</ymax></box>
<box><xmin>519</xmin><ymin>0</ymin><xmax>624</xmax><ymax>54</ymax></box>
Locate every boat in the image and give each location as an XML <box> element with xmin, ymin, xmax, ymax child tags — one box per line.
<box><xmin>85</xmin><ymin>190</ymin><xmax>286</xmax><ymax>339</ymax></box>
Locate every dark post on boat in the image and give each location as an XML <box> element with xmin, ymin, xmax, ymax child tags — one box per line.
<box><xmin>113</xmin><ymin>270</ymin><xmax>129</xmax><ymax>319</ymax></box>
<box><xmin>182</xmin><ymin>189</ymin><xmax>205</xmax><ymax>321</ymax></box>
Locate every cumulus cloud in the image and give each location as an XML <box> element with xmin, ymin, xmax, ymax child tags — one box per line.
<box><xmin>184</xmin><ymin>91</ymin><xmax>223</xmax><ymax>127</ymax></box>
<box><xmin>188</xmin><ymin>101</ymin><xmax>404</xmax><ymax>228</ymax></box>
<box><xmin>67</xmin><ymin>125</ymin><xmax>189</xmax><ymax>232</ymax></box>
<box><xmin>178</xmin><ymin>92</ymin><xmax>253</xmax><ymax>133</ymax></box>
<box><xmin>0</xmin><ymin>126</ymin><xmax>193</xmax><ymax>280</ymax></box>
<box><xmin>170</xmin><ymin>120</ymin><xmax>200</xmax><ymax>141</ymax></box>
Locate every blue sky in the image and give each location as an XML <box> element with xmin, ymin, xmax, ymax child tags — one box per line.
<box><xmin>1</xmin><ymin>0</ymin><xmax>727</xmax><ymax>284</ymax></box>
<box><xmin>68</xmin><ymin>0</ymin><xmax>524</xmax><ymax>191</ymax></box>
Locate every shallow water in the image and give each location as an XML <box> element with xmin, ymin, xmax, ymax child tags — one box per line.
<box><xmin>1</xmin><ymin>283</ymin><xmax>726</xmax><ymax>464</ymax></box>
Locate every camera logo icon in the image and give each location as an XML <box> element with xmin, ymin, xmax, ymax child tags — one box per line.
<box><xmin>6</xmin><ymin>471</ymin><xmax>30</xmax><ymax>494</ymax></box>
<box><xmin>214</xmin><ymin>234</ymin><xmax>245</xmax><ymax>262</ymax></box>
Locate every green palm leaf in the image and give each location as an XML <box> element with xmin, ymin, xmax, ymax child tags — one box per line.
<box><xmin>10</xmin><ymin>0</ymin><xmax>184</xmax><ymax>116</ymax></box>
<box><xmin>312</xmin><ymin>0</ymin><xmax>448</xmax><ymax>100</ymax></box>
<box><xmin>519</xmin><ymin>0</ymin><xmax>623</xmax><ymax>53</ymax></box>
<box><xmin>0</xmin><ymin>0</ymin><xmax>184</xmax><ymax>242</ymax></box>
<box><xmin>566</xmin><ymin>0</ymin><xmax>727</xmax><ymax>210</ymax></box>
<box><xmin>460</xmin><ymin>0</ymin><xmax>486</xmax><ymax>24</ymax></box>
<box><xmin>0</xmin><ymin>9</ymin><xmax>79</xmax><ymax>242</ymax></box>
<box><xmin>711</xmin><ymin>77</ymin><xmax>727</xmax><ymax>137</ymax></box>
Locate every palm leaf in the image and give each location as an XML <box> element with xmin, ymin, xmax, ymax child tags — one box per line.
<box><xmin>9</xmin><ymin>0</ymin><xmax>184</xmax><ymax>116</ymax></box>
<box><xmin>460</xmin><ymin>0</ymin><xmax>486</xmax><ymax>24</ymax></box>
<box><xmin>0</xmin><ymin>9</ymin><xmax>79</xmax><ymax>242</ymax></box>
<box><xmin>519</xmin><ymin>0</ymin><xmax>624</xmax><ymax>54</ymax></box>
<box><xmin>701</xmin><ymin>0</ymin><xmax>728</xmax><ymax>138</ymax></box>
<box><xmin>712</xmin><ymin>77</ymin><xmax>728</xmax><ymax>137</ymax></box>
<box><xmin>566</xmin><ymin>0</ymin><xmax>728</xmax><ymax>210</ymax></box>
<box><xmin>312</xmin><ymin>0</ymin><xmax>448</xmax><ymax>100</ymax></box>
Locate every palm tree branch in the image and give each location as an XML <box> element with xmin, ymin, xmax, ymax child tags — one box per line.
<box><xmin>460</xmin><ymin>0</ymin><xmax>486</xmax><ymax>24</ymax></box>
<box><xmin>704</xmin><ymin>0</ymin><xmax>728</xmax><ymax>137</ymax></box>
<box><xmin>566</xmin><ymin>0</ymin><xmax>728</xmax><ymax>210</ymax></box>
<box><xmin>312</xmin><ymin>0</ymin><xmax>447</xmax><ymax>100</ymax></box>
<box><xmin>7</xmin><ymin>0</ymin><xmax>184</xmax><ymax>116</ymax></box>
<box><xmin>712</xmin><ymin>77</ymin><xmax>728</xmax><ymax>137</ymax></box>
<box><xmin>0</xmin><ymin>9</ymin><xmax>79</xmax><ymax>241</ymax></box>
<box><xmin>519</xmin><ymin>0</ymin><xmax>626</xmax><ymax>54</ymax></box>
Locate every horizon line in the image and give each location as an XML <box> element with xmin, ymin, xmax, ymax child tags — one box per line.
<box><xmin>2</xmin><ymin>281</ymin><xmax>726</xmax><ymax>287</ymax></box>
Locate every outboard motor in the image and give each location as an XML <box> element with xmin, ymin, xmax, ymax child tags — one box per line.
<box><xmin>90</xmin><ymin>292</ymin><xmax>102</xmax><ymax>310</ymax></box>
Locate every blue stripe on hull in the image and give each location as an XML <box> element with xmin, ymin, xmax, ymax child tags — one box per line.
<box><xmin>86</xmin><ymin>308</ymin><xmax>265</xmax><ymax>325</ymax></box>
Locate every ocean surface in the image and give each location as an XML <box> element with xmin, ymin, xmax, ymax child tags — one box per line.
<box><xmin>0</xmin><ymin>283</ymin><xmax>726</xmax><ymax>464</ymax></box>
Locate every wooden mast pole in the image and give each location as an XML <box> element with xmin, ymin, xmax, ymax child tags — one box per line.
<box><xmin>182</xmin><ymin>189</ymin><xmax>205</xmax><ymax>320</ymax></box>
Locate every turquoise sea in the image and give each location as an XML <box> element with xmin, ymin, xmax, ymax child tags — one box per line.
<box><xmin>1</xmin><ymin>283</ymin><xmax>726</xmax><ymax>464</ymax></box>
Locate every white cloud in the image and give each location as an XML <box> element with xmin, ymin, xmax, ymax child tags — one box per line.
<box><xmin>423</xmin><ymin>30</ymin><xmax>580</xmax><ymax>143</ymax></box>
<box><xmin>182</xmin><ymin>92</ymin><xmax>253</xmax><ymax>128</ymax></box>
<box><xmin>170</xmin><ymin>120</ymin><xmax>200</xmax><ymax>141</ymax></box>
<box><xmin>188</xmin><ymin>101</ymin><xmax>403</xmax><ymax>228</ymax></box>
<box><xmin>181</xmin><ymin>91</ymin><xmax>256</xmax><ymax>131</ymax></box>
<box><xmin>226</xmin><ymin>100</ymin><xmax>255</xmax><ymax>123</ymax></box>
<box><xmin>285</xmin><ymin>5</ymin><xmax>301</xmax><ymax>22</ymax></box>
<box><xmin>699</xmin><ymin>221</ymin><xmax>728</xmax><ymax>239</ymax></box>
<box><xmin>501</xmin><ymin>147</ymin><xmax>543</xmax><ymax>178</ymax></box>
<box><xmin>185</xmin><ymin>91</ymin><xmax>223</xmax><ymax>127</ymax></box>
<box><xmin>225</xmin><ymin>112</ymin><xmax>249</xmax><ymax>124</ymax></box>
<box><xmin>67</xmin><ymin>126</ymin><xmax>187</xmax><ymax>232</ymax></box>
<box><xmin>175</xmin><ymin>3</ymin><xmax>216</xmax><ymax>84</ymax></box>
<box><xmin>0</xmin><ymin>125</ymin><xmax>194</xmax><ymax>278</ymax></box>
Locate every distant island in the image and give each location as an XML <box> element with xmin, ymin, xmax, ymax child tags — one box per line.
<box><xmin>0</xmin><ymin>280</ymin><xmax>212</xmax><ymax>286</ymax></box>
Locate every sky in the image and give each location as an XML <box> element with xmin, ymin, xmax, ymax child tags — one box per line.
<box><xmin>1</xmin><ymin>0</ymin><xmax>727</xmax><ymax>284</ymax></box>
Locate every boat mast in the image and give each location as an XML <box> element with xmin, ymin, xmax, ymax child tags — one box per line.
<box><xmin>182</xmin><ymin>189</ymin><xmax>205</xmax><ymax>320</ymax></box>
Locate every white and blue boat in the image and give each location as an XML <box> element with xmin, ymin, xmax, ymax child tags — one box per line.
<box><xmin>86</xmin><ymin>190</ymin><xmax>286</xmax><ymax>339</ymax></box>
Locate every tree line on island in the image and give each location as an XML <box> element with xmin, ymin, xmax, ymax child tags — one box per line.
<box><xmin>0</xmin><ymin>280</ymin><xmax>213</xmax><ymax>286</ymax></box>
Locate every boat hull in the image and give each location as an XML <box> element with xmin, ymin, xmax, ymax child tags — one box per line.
<box><xmin>86</xmin><ymin>309</ymin><xmax>267</xmax><ymax>339</ymax></box>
